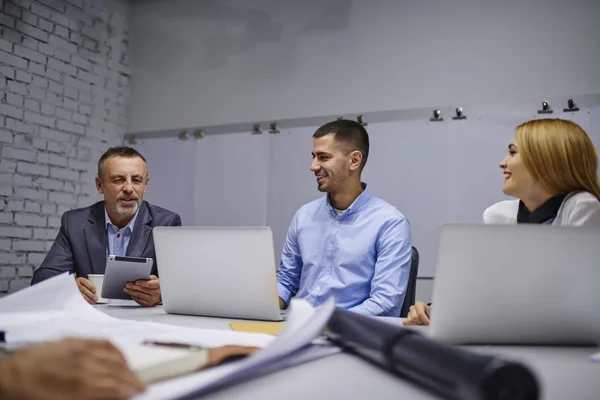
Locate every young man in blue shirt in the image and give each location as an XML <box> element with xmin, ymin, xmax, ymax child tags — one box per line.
<box><xmin>276</xmin><ymin>119</ymin><xmax>412</xmax><ymax>316</ymax></box>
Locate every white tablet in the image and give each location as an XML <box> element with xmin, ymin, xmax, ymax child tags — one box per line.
<box><xmin>101</xmin><ymin>255</ymin><xmax>154</xmax><ymax>300</ymax></box>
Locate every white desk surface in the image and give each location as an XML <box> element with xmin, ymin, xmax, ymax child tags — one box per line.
<box><xmin>97</xmin><ymin>305</ymin><xmax>600</xmax><ymax>400</ymax></box>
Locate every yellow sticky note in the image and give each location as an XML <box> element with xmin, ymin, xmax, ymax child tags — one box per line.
<box><xmin>229</xmin><ymin>321</ymin><xmax>283</xmax><ymax>335</ymax></box>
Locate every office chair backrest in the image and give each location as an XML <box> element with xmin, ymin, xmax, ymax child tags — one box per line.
<box><xmin>400</xmin><ymin>246</ymin><xmax>419</xmax><ymax>317</ymax></box>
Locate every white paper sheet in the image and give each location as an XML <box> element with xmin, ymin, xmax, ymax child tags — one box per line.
<box><xmin>279</xmin><ymin>297</ymin><xmax>316</xmax><ymax>335</ymax></box>
<box><xmin>0</xmin><ymin>273</ymin><xmax>339</xmax><ymax>399</ymax></box>
<box><xmin>0</xmin><ymin>272</ymin><xmax>116</xmax><ymax>320</ymax></box>
<box><xmin>0</xmin><ymin>273</ymin><xmax>274</xmax><ymax>350</ymax></box>
<box><xmin>137</xmin><ymin>297</ymin><xmax>337</xmax><ymax>400</ymax></box>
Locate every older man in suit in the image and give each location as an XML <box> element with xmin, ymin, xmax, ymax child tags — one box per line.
<box><xmin>31</xmin><ymin>146</ymin><xmax>181</xmax><ymax>307</ymax></box>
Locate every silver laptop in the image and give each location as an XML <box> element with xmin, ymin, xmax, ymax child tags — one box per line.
<box><xmin>429</xmin><ymin>224</ymin><xmax>600</xmax><ymax>345</ymax></box>
<box><xmin>153</xmin><ymin>226</ymin><xmax>284</xmax><ymax>321</ymax></box>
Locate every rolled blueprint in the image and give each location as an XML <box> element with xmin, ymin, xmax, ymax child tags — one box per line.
<box><xmin>326</xmin><ymin>308</ymin><xmax>539</xmax><ymax>400</ymax></box>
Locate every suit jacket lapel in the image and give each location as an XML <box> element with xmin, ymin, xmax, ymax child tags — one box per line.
<box><xmin>126</xmin><ymin>202</ymin><xmax>152</xmax><ymax>257</ymax></box>
<box><xmin>84</xmin><ymin>202</ymin><xmax>108</xmax><ymax>274</ymax></box>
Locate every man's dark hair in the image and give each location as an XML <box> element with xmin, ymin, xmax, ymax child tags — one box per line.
<box><xmin>97</xmin><ymin>146</ymin><xmax>147</xmax><ymax>178</ymax></box>
<box><xmin>313</xmin><ymin>119</ymin><xmax>370</xmax><ymax>171</ymax></box>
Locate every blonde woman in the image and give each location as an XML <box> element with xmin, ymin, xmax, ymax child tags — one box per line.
<box><xmin>404</xmin><ymin>118</ymin><xmax>600</xmax><ymax>326</ymax></box>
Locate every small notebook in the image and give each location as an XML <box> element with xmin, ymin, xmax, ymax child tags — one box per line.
<box><xmin>229</xmin><ymin>322</ymin><xmax>283</xmax><ymax>335</ymax></box>
<box><xmin>120</xmin><ymin>342</ymin><xmax>260</xmax><ymax>383</ymax></box>
<box><xmin>121</xmin><ymin>343</ymin><xmax>210</xmax><ymax>383</ymax></box>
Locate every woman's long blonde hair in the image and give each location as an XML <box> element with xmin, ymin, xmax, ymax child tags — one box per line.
<box><xmin>516</xmin><ymin>118</ymin><xmax>600</xmax><ymax>201</ymax></box>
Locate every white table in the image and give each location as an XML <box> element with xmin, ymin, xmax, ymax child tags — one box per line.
<box><xmin>98</xmin><ymin>305</ymin><xmax>600</xmax><ymax>400</ymax></box>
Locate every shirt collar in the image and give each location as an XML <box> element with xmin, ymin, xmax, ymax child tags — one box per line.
<box><xmin>517</xmin><ymin>195</ymin><xmax>565</xmax><ymax>224</ymax></box>
<box><xmin>105</xmin><ymin>206</ymin><xmax>139</xmax><ymax>233</ymax></box>
<box><xmin>325</xmin><ymin>182</ymin><xmax>372</xmax><ymax>217</ymax></box>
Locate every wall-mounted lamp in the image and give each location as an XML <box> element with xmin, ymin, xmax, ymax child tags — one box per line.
<box><xmin>193</xmin><ymin>129</ymin><xmax>204</xmax><ymax>139</ymax></box>
<box><xmin>357</xmin><ymin>115</ymin><xmax>368</xmax><ymax>126</ymax></box>
<box><xmin>126</xmin><ymin>135</ymin><xmax>136</xmax><ymax>145</ymax></box>
<box><xmin>268</xmin><ymin>122</ymin><xmax>280</xmax><ymax>134</ymax></box>
<box><xmin>563</xmin><ymin>99</ymin><xmax>580</xmax><ymax>112</ymax></box>
<box><xmin>251</xmin><ymin>124</ymin><xmax>262</xmax><ymax>134</ymax></box>
<box><xmin>537</xmin><ymin>101</ymin><xmax>553</xmax><ymax>114</ymax></box>
<box><xmin>177</xmin><ymin>130</ymin><xmax>188</xmax><ymax>141</ymax></box>
<box><xmin>430</xmin><ymin>109</ymin><xmax>443</xmax><ymax>122</ymax></box>
<box><xmin>452</xmin><ymin>107</ymin><xmax>466</xmax><ymax>120</ymax></box>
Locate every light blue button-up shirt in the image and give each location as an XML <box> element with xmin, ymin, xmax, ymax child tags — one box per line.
<box><xmin>105</xmin><ymin>208</ymin><xmax>139</xmax><ymax>257</ymax></box>
<box><xmin>276</xmin><ymin>185</ymin><xmax>412</xmax><ymax>316</ymax></box>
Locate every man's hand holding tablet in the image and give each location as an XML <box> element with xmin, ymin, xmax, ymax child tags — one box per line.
<box><xmin>101</xmin><ymin>256</ymin><xmax>161</xmax><ymax>307</ymax></box>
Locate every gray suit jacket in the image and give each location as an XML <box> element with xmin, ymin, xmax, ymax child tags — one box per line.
<box><xmin>31</xmin><ymin>201</ymin><xmax>182</xmax><ymax>284</ymax></box>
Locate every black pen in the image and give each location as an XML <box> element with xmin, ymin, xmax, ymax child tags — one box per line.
<box><xmin>142</xmin><ymin>340</ymin><xmax>204</xmax><ymax>351</ymax></box>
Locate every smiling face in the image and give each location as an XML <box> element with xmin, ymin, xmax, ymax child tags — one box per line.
<box><xmin>499</xmin><ymin>136</ymin><xmax>537</xmax><ymax>199</ymax></box>
<box><xmin>95</xmin><ymin>156</ymin><xmax>148</xmax><ymax>224</ymax></box>
<box><xmin>309</xmin><ymin>134</ymin><xmax>362</xmax><ymax>194</ymax></box>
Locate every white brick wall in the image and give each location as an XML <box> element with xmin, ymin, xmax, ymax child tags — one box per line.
<box><xmin>0</xmin><ymin>0</ymin><xmax>131</xmax><ymax>294</ymax></box>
